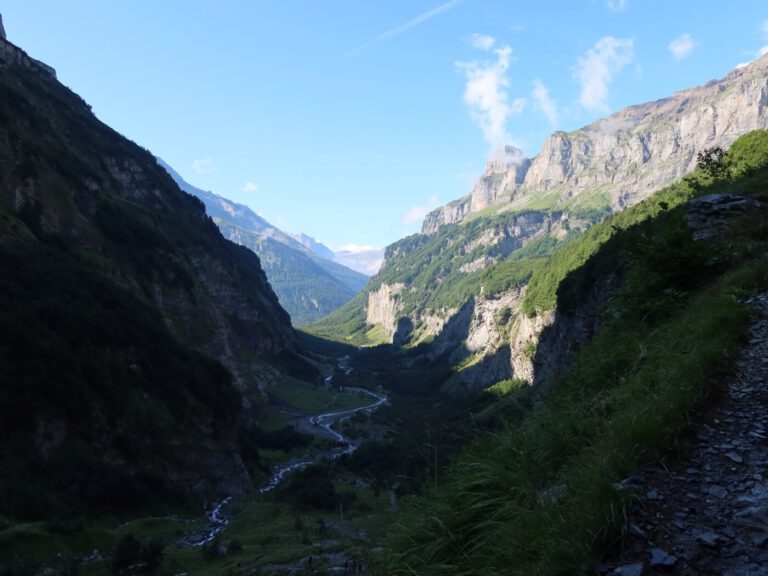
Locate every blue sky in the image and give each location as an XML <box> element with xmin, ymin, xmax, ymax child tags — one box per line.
<box><xmin>3</xmin><ymin>1</ymin><xmax>768</xmax><ymax>250</ymax></box>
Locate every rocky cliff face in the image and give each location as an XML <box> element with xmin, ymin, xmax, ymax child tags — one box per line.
<box><xmin>423</xmin><ymin>146</ymin><xmax>530</xmax><ymax>234</ymax></box>
<box><xmin>366</xmin><ymin>283</ymin><xmax>406</xmax><ymax>340</ymax></box>
<box><xmin>423</xmin><ymin>54</ymin><xmax>768</xmax><ymax>234</ymax></box>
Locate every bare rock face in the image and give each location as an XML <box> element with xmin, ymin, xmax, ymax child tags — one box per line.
<box><xmin>423</xmin><ymin>146</ymin><xmax>531</xmax><ymax>234</ymax></box>
<box><xmin>0</xmin><ymin>18</ymin><xmax>57</xmax><ymax>78</ymax></box>
<box><xmin>366</xmin><ymin>283</ymin><xmax>405</xmax><ymax>340</ymax></box>
<box><xmin>423</xmin><ymin>54</ymin><xmax>768</xmax><ymax>234</ymax></box>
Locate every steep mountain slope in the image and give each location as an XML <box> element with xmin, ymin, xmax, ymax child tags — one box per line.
<box><xmin>311</xmin><ymin>56</ymin><xmax>768</xmax><ymax>391</ymax></box>
<box><xmin>394</xmin><ymin>130</ymin><xmax>768</xmax><ymax>576</ymax></box>
<box><xmin>159</xmin><ymin>160</ymin><xmax>368</xmax><ymax>323</ymax></box>
<box><xmin>0</xmin><ymin>34</ymin><xmax>308</xmax><ymax>516</ymax></box>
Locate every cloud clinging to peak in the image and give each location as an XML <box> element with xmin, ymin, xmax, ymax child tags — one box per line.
<box><xmin>668</xmin><ymin>33</ymin><xmax>696</xmax><ymax>60</ymax></box>
<box><xmin>457</xmin><ymin>38</ymin><xmax>526</xmax><ymax>150</ymax></box>
<box><xmin>576</xmin><ymin>36</ymin><xmax>634</xmax><ymax>113</ymax></box>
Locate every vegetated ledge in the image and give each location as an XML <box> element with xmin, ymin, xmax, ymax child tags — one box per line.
<box><xmin>390</xmin><ymin>131</ymin><xmax>768</xmax><ymax>576</ymax></box>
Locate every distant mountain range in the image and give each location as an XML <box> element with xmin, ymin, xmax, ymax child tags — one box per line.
<box><xmin>158</xmin><ymin>160</ymin><xmax>374</xmax><ymax>324</ymax></box>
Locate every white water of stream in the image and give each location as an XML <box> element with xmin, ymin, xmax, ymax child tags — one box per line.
<box><xmin>188</xmin><ymin>361</ymin><xmax>388</xmax><ymax>546</ymax></box>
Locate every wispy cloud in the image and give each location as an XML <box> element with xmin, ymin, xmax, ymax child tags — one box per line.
<box><xmin>576</xmin><ymin>36</ymin><xmax>634</xmax><ymax>113</ymax></box>
<box><xmin>337</xmin><ymin>243</ymin><xmax>381</xmax><ymax>254</ymax></box>
<box><xmin>457</xmin><ymin>36</ymin><xmax>526</xmax><ymax>150</ymax></box>
<box><xmin>605</xmin><ymin>0</ymin><xmax>628</xmax><ymax>12</ymax></box>
<box><xmin>736</xmin><ymin>19</ymin><xmax>768</xmax><ymax>68</ymax></box>
<box><xmin>668</xmin><ymin>33</ymin><xmax>696</xmax><ymax>60</ymax></box>
<box><xmin>191</xmin><ymin>157</ymin><xmax>217</xmax><ymax>175</ymax></box>
<box><xmin>531</xmin><ymin>79</ymin><xmax>558</xmax><ymax>127</ymax></box>
<box><xmin>242</xmin><ymin>181</ymin><xmax>259</xmax><ymax>193</ymax></box>
<box><xmin>759</xmin><ymin>20</ymin><xmax>768</xmax><ymax>59</ymax></box>
<box><xmin>469</xmin><ymin>33</ymin><xmax>495</xmax><ymax>51</ymax></box>
<box><xmin>345</xmin><ymin>0</ymin><xmax>461</xmax><ymax>57</ymax></box>
<box><xmin>403</xmin><ymin>194</ymin><xmax>440</xmax><ymax>225</ymax></box>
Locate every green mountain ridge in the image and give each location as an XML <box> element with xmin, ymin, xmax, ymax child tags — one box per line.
<box><xmin>158</xmin><ymin>159</ymin><xmax>369</xmax><ymax>324</ymax></box>
<box><xmin>0</xmin><ymin>35</ymin><xmax>313</xmax><ymax>518</ymax></box>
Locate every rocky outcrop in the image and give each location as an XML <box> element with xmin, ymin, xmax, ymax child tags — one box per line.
<box><xmin>686</xmin><ymin>193</ymin><xmax>762</xmax><ymax>240</ymax></box>
<box><xmin>423</xmin><ymin>54</ymin><xmax>768</xmax><ymax>234</ymax></box>
<box><xmin>511</xmin><ymin>310</ymin><xmax>555</xmax><ymax>384</ymax></box>
<box><xmin>423</xmin><ymin>146</ymin><xmax>531</xmax><ymax>234</ymax></box>
<box><xmin>0</xmin><ymin>26</ymin><xmax>57</xmax><ymax>78</ymax></box>
<box><xmin>366</xmin><ymin>283</ymin><xmax>405</xmax><ymax>340</ymax></box>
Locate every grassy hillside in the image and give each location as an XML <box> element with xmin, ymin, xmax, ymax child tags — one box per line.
<box><xmin>391</xmin><ymin>131</ymin><xmax>768</xmax><ymax>575</ymax></box>
<box><xmin>308</xmin><ymin>207</ymin><xmax>606</xmax><ymax>345</ymax></box>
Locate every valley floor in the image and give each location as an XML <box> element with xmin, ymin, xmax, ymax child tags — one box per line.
<box><xmin>605</xmin><ymin>292</ymin><xmax>768</xmax><ymax>576</ymax></box>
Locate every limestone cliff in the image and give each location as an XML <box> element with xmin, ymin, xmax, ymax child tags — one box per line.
<box><xmin>423</xmin><ymin>54</ymin><xmax>768</xmax><ymax>234</ymax></box>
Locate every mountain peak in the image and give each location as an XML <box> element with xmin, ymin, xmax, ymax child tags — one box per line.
<box><xmin>0</xmin><ymin>14</ymin><xmax>6</xmax><ymax>41</ymax></box>
<box><xmin>422</xmin><ymin>56</ymin><xmax>768</xmax><ymax>234</ymax></box>
<box><xmin>491</xmin><ymin>145</ymin><xmax>527</xmax><ymax>165</ymax></box>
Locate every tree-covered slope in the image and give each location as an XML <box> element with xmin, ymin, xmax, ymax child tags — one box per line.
<box><xmin>217</xmin><ymin>222</ymin><xmax>359</xmax><ymax>324</ymax></box>
<box><xmin>0</xmin><ymin>36</ymin><xmax>312</xmax><ymax>517</ymax></box>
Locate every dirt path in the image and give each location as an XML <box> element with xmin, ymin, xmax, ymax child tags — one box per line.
<box><xmin>606</xmin><ymin>293</ymin><xmax>768</xmax><ymax>575</ymax></box>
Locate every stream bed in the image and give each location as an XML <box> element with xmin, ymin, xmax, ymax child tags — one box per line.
<box><xmin>189</xmin><ymin>364</ymin><xmax>388</xmax><ymax>546</ymax></box>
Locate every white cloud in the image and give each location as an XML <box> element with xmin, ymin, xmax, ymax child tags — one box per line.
<box><xmin>191</xmin><ymin>157</ymin><xmax>217</xmax><ymax>175</ymax></box>
<box><xmin>242</xmin><ymin>181</ymin><xmax>259</xmax><ymax>193</ymax></box>
<box><xmin>605</xmin><ymin>0</ymin><xmax>628</xmax><ymax>12</ymax></box>
<box><xmin>402</xmin><ymin>194</ymin><xmax>440</xmax><ymax>225</ymax></box>
<box><xmin>531</xmin><ymin>79</ymin><xmax>558</xmax><ymax>127</ymax></box>
<box><xmin>469</xmin><ymin>33</ymin><xmax>495</xmax><ymax>51</ymax></box>
<box><xmin>760</xmin><ymin>20</ymin><xmax>768</xmax><ymax>60</ymax></box>
<box><xmin>345</xmin><ymin>0</ymin><xmax>461</xmax><ymax>57</ymax></box>
<box><xmin>668</xmin><ymin>33</ymin><xmax>696</xmax><ymax>60</ymax></box>
<box><xmin>457</xmin><ymin>41</ymin><xmax>526</xmax><ymax>150</ymax></box>
<box><xmin>337</xmin><ymin>243</ymin><xmax>381</xmax><ymax>254</ymax></box>
<box><xmin>576</xmin><ymin>36</ymin><xmax>634</xmax><ymax>113</ymax></box>
<box><xmin>737</xmin><ymin>20</ymin><xmax>768</xmax><ymax>68</ymax></box>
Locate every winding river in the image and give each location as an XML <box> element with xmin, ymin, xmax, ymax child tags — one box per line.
<box><xmin>258</xmin><ymin>385</ymin><xmax>388</xmax><ymax>493</ymax></box>
<box><xmin>190</xmin><ymin>365</ymin><xmax>388</xmax><ymax>546</ymax></box>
